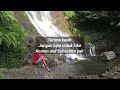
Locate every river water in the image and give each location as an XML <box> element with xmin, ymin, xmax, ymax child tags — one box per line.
<box><xmin>26</xmin><ymin>11</ymin><xmax>120</xmax><ymax>77</ymax></box>
<box><xmin>50</xmin><ymin>56</ymin><xmax>120</xmax><ymax>77</ymax></box>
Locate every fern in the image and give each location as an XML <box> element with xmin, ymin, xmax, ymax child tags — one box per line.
<box><xmin>0</xmin><ymin>11</ymin><xmax>26</xmax><ymax>68</ymax></box>
<box><xmin>2</xmin><ymin>34</ymin><xmax>11</xmax><ymax>47</ymax></box>
<box><xmin>8</xmin><ymin>33</ymin><xmax>17</xmax><ymax>47</ymax></box>
<box><xmin>2</xmin><ymin>37</ymin><xmax>9</xmax><ymax>48</ymax></box>
<box><xmin>0</xmin><ymin>31</ymin><xmax>2</xmax><ymax>37</ymax></box>
<box><xmin>10</xmin><ymin>32</ymin><xmax>19</xmax><ymax>37</ymax></box>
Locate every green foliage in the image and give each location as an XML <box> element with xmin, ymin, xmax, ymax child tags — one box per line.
<box><xmin>0</xmin><ymin>31</ymin><xmax>2</xmax><ymax>36</ymax></box>
<box><xmin>0</xmin><ymin>11</ymin><xmax>26</xmax><ymax>68</ymax></box>
<box><xmin>76</xmin><ymin>11</ymin><xmax>120</xmax><ymax>21</ymax></box>
<box><xmin>1</xmin><ymin>32</ymin><xmax>19</xmax><ymax>48</ymax></box>
<box><xmin>64</xmin><ymin>11</ymin><xmax>120</xmax><ymax>50</ymax></box>
<box><xmin>84</xmin><ymin>35</ymin><xmax>91</xmax><ymax>42</ymax></box>
<box><xmin>19</xmin><ymin>11</ymin><xmax>28</xmax><ymax>19</ymax></box>
<box><xmin>0</xmin><ymin>72</ymin><xmax>6</xmax><ymax>79</ymax></box>
<box><xmin>64</xmin><ymin>11</ymin><xmax>75</xmax><ymax>19</ymax></box>
<box><xmin>73</xmin><ymin>28</ymin><xmax>80</xmax><ymax>36</ymax></box>
<box><xmin>0</xmin><ymin>38</ymin><xmax>2</xmax><ymax>45</ymax></box>
<box><xmin>73</xmin><ymin>11</ymin><xmax>120</xmax><ymax>31</ymax></box>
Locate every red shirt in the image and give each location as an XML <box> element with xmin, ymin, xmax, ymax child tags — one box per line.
<box><xmin>32</xmin><ymin>53</ymin><xmax>43</xmax><ymax>64</ymax></box>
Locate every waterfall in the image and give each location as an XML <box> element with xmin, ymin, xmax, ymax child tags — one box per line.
<box><xmin>26</xmin><ymin>11</ymin><xmax>69</xmax><ymax>37</ymax></box>
<box><xmin>26</xmin><ymin>11</ymin><xmax>96</xmax><ymax>61</ymax></box>
<box><xmin>84</xmin><ymin>42</ymin><xmax>96</xmax><ymax>56</ymax></box>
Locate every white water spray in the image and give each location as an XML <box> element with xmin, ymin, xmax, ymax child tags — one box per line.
<box><xmin>89</xmin><ymin>43</ymin><xmax>96</xmax><ymax>56</ymax></box>
<box><xmin>26</xmin><ymin>11</ymin><xmax>69</xmax><ymax>37</ymax></box>
<box><xmin>26</xmin><ymin>11</ymin><xmax>87</xmax><ymax>60</ymax></box>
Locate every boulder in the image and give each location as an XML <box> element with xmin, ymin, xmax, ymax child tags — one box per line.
<box><xmin>23</xmin><ymin>52</ymin><xmax>33</xmax><ymax>66</ymax></box>
<box><xmin>54</xmin><ymin>57</ymin><xmax>61</xmax><ymax>65</ymax></box>
<box><xmin>100</xmin><ymin>51</ymin><xmax>117</xmax><ymax>61</ymax></box>
<box><xmin>44</xmin><ymin>54</ymin><xmax>63</xmax><ymax>66</ymax></box>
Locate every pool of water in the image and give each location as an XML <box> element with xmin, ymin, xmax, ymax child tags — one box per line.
<box><xmin>51</xmin><ymin>56</ymin><xmax>120</xmax><ymax>77</ymax></box>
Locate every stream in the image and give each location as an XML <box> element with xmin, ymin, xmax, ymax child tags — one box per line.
<box><xmin>50</xmin><ymin>56</ymin><xmax>120</xmax><ymax>77</ymax></box>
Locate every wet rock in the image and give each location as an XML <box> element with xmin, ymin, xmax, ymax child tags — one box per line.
<box><xmin>58</xmin><ymin>54</ymin><xmax>66</xmax><ymax>62</ymax></box>
<box><xmin>23</xmin><ymin>50</ymin><xmax>34</xmax><ymax>66</ymax></box>
<box><xmin>54</xmin><ymin>57</ymin><xmax>61</xmax><ymax>65</ymax></box>
<box><xmin>44</xmin><ymin>54</ymin><xmax>64</xmax><ymax>66</ymax></box>
<box><xmin>23</xmin><ymin>60</ymin><xmax>32</xmax><ymax>66</ymax></box>
<box><xmin>100</xmin><ymin>51</ymin><xmax>117</xmax><ymax>61</ymax></box>
<box><xmin>50</xmin><ymin>11</ymin><xmax>72</xmax><ymax>36</ymax></box>
<box><xmin>69</xmin><ymin>75</ymin><xmax>99</xmax><ymax>79</ymax></box>
<box><xmin>71</xmin><ymin>58</ymin><xmax>78</xmax><ymax>64</ymax></box>
<box><xmin>101</xmin><ymin>63</ymin><xmax>120</xmax><ymax>79</ymax></box>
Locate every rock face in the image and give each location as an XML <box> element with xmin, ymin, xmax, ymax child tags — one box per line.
<box><xmin>101</xmin><ymin>63</ymin><xmax>120</xmax><ymax>79</ymax></box>
<box><xmin>0</xmin><ymin>66</ymin><xmax>67</xmax><ymax>79</ymax></box>
<box><xmin>100</xmin><ymin>51</ymin><xmax>117</xmax><ymax>61</ymax></box>
<box><xmin>50</xmin><ymin>11</ymin><xmax>72</xmax><ymax>36</ymax></box>
<box><xmin>13</xmin><ymin>11</ymin><xmax>40</xmax><ymax>37</ymax></box>
<box><xmin>44</xmin><ymin>54</ymin><xmax>65</xmax><ymax>66</ymax></box>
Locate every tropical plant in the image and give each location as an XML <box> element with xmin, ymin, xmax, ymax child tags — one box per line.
<box><xmin>0</xmin><ymin>11</ymin><xmax>26</xmax><ymax>68</ymax></box>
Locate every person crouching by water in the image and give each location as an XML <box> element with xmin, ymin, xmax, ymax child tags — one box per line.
<box><xmin>32</xmin><ymin>47</ymin><xmax>51</xmax><ymax>72</ymax></box>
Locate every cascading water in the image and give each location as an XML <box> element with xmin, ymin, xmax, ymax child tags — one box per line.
<box><xmin>26</xmin><ymin>11</ymin><xmax>95</xmax><ymax>61</ymax></box>
<box><xmin>89</xmin><ymin>43</ymin><xmax>96</xmax><ymax>56</ymax></box>
<box><xmin>26</xmin><ymin>11</ymin><xmax>68</xmax><ymax>37</ymax></box>
<box><xmin>84</xmin><ymin>42</ymin><xmax>96</xmax><ymax>56</ymax></box>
